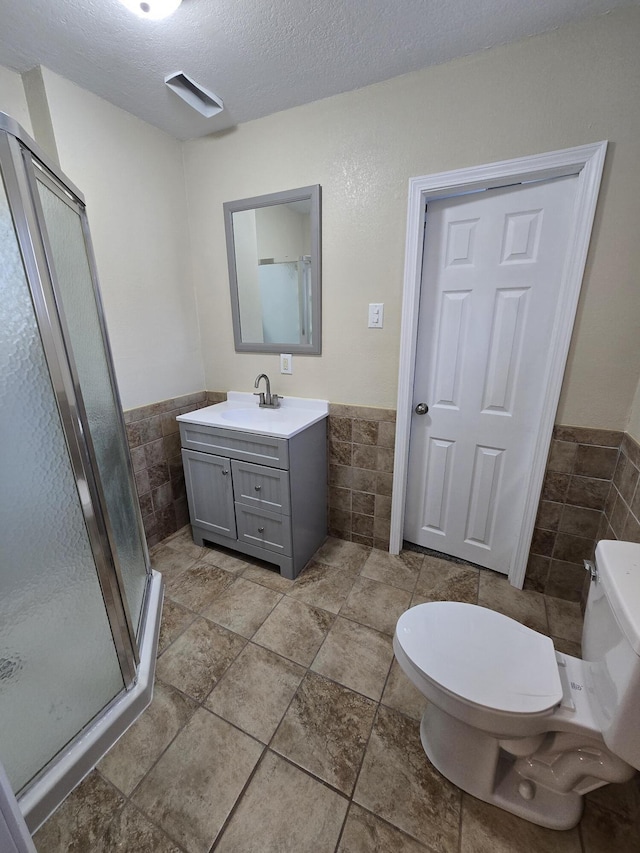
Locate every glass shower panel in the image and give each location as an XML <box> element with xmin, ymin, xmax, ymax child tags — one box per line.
<box><xmin>35</xmin><ymin>176</ymin><xmax>149</xmax><ymax>636</ymax></box>
<box><xmin>0</xmin><ymin>171</ymin><xmax>125</xmax><ymax>794</ymax></box>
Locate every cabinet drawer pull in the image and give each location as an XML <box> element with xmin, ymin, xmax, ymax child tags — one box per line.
<box><xmin>222</xmin><ymin>469</ymin><xmax>229</xmax><ymax>475</ymax></box>
<box><xmin>258</xmin><ymin>526</ymin><xmax>265</xmax><ymax>533</ymax></box>
<box><xmin>254</xmin><ymin>484</ymin><xmax>262</xmax><ymax>491</ymax></box>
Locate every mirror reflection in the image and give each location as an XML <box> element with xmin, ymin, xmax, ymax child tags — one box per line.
<box><xmin>224</xmin><ymin>185</ymin><xmax>321</xmax><ymax>354</ymax></box>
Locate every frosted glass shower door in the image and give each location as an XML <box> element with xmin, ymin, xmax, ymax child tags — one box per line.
<box><xmin>35</xmin><ymin>172</ymin><xmax>149</xmax><ymax>637</ymax></box>
<box><xmin>0</xmin><ymin>169</ymin><xmax>125</xmax><ymax>794</ymax></box>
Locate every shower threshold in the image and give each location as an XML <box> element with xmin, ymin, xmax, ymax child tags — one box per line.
<box><xmin>17</xmin><ymin>571</ymin><xmax>164</xmax><ymax>834</ymax></box>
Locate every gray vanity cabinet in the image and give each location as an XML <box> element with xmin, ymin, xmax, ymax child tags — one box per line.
<box><xmin>181</xmin><ymin>449</ymin><xmax>236</xmax><ymax>540</ymax></box>
<box><xmin>179</xmin><ymin>419</ymin><xmax>327</xmax><ymax>579</ymax></box>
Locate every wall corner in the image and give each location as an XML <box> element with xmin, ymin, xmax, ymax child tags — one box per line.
<box><xmin>22</xmin><ymin>66</ymin><xmax>59</xmax><ymax>167</ymax></box>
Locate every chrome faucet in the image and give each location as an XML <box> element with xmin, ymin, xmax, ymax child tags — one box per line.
<box><xmin>253</xmin><ymin>373</ymin><xmax>281</xmax><ymax>408</ymax></box>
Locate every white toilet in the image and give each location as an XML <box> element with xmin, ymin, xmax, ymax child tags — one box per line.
<box><xmin>393</xmin><ymin>540</ymin><xmax>640</xmax><ymax>830</ymax></box>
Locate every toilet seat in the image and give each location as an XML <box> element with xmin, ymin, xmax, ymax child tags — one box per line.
<box><xmin>395</xmin><ymin>602</ymin><xmax>563</xmax><ymax>715</ymax></box>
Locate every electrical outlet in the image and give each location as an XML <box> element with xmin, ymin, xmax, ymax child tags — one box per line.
<box><xmin>280</xmin><ymin>353</ymin><xmax>292</xmax><ymax>374</ymax></box>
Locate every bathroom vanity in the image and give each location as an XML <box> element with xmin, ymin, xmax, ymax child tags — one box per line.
<box><xmin>177</xmin><ymin>393</ymin><xmax>328</xmax><ymax>579</ymax></box>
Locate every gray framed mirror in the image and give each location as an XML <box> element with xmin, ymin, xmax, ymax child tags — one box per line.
<box><xmin>224</xmin><ymin>185</ymin><xmax>321</xmax><ymax>354</ymax></box>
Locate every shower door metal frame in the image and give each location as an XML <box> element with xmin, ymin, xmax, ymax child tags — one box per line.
<box><xmin>0</xmin><ymin>113</ymin><xmax>149</xmax><ymax>688</ymax></box>
<box><xmin>26</xmin><ymin>157</ymin><xmax>152</xmax><ymax>648</ymax></box>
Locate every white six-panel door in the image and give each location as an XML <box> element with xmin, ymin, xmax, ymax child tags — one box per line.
<box><xmin>404</xmin><ymin>175</ymin><xmax>578</xmax><ymax>573</ymax></box>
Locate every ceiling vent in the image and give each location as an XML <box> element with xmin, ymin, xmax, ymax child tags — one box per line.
<box><xmin>164</xmin><ymin>71</ymin><xmax>224</xmax><ymax>118</ymax></box>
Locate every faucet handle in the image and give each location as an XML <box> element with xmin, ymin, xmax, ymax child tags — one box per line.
<box><xmin>253</xmin><ymin>391</ymin><xmax>266</xmax><ymax>405</ymax></box>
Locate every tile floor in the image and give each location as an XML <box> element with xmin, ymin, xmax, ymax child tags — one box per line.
<box><xmin>34</xmin><ymin>528</ymin><xmax>640</xmax><ymax>852</ymax></box>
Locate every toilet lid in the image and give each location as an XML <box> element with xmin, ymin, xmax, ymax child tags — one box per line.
<box><xmin>395</xmin><ymin>602</ymin><xmax>562</xmax><ymax>715</ymax></box>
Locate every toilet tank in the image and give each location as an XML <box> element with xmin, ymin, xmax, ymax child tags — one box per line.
<box><xmin>582</xmin><ymin>540</ymin><xmax>640</xmax><ymax>770</ymax></box>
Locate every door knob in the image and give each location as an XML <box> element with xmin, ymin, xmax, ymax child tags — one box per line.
<box><xmin>414</xmin><ymin>403</ymin><xmax>429</xmax><ymax>415</ymax></box>
<box><xmin>222</xmin><ymin>468</ymin><xmax>229</xmax><ymax>475</ymax></box>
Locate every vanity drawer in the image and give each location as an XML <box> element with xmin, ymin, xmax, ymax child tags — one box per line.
<box><xmin>231</xmin><ymin>460</ymin><xmax>290</xmax><ymax>515</ymax></box>
<box><xmin>179</xmin><ymin>423</ymin><xmax>288</xmax><ymax>469</ymax></box>
<box><xmin>235</xmin><ymin>504</ymin><xmax>292</xmax><ymax>557</ymax></box>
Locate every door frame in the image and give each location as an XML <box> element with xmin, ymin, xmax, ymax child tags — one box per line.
<box><xmin>389</xmin><ymin>141</ymin><xmax>607</xmax><ymax>587</ymax></box>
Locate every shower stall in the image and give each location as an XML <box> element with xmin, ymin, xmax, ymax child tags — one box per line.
<box><xmin>0</xmin><ymin>112</ymin><xmax>163</xmax><ymax>833</ymax></box>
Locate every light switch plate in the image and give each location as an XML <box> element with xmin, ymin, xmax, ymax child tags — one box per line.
<box><xmin>368</xmin><ymin>303</ymin><xmax>384</xmax><ymax>328</ymax></box>
<box><xmin>280</xmin><ymin>353</ymin><xmax>293</xmax><ymax>374</ymax></box>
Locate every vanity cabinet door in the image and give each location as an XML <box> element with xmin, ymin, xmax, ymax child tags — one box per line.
<box><xmin>181</xmin><ymin>449</ymin><xmax>236</xmax><ymax>540</ymax></box>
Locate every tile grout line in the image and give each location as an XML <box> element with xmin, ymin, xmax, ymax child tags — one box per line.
<box><xmin>200</xmin><ymin>547</ymin><xmax>416</xmax><ymax>848</ymax></box>
<box><xmin>207</xmin><ymin>748</ymin><xmax>270</xmax><ymax>852</ymax></box>
<box><xmin>41</xmin><ymin>536</ymin><xmax>609</xmax><ymax>851</ymax></box>
<box><xmin>93</xmin><ymin>767</ymin><xmax>191</xmax><ymax>853</ymax></box>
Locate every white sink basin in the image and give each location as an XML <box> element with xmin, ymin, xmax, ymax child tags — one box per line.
<box><xmin>218</xmin><ymin>408</ymin><xmax>299</xmax><ymax>430</ymax></box>
<box><xmin>176</xmin><ymin>392</ymin><xmax>328</xmax><ymax>439</ymax></box>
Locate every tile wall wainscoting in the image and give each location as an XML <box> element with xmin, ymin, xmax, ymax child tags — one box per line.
<box><xmin>601</xmin><ymin>432</ymin><xmax>640</xmax><ymax>544</ymax></box>
<box><xmin>123</xmin><ymin>393</ymin><xmax>639</xmax><ymax>602</ymax></box>
<box><xmin>124</xmin><ymin>391</ymin><xmax>226</xmax><ymax>549</ymax></box>
<box><xmin>327</xmin><ymin>404</ymin><xmax>397</xmax><ymax>551</ymax></box>
<box><xmin>525</xmin><ymin>426</ymin><xmax>640</xmax><ymax>603</ymax></box>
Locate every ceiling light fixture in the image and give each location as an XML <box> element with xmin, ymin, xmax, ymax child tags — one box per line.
<box><xmin>119</xmin><ymin>0</ymin><xmax>182</xmax><ymax>21</ymax></box>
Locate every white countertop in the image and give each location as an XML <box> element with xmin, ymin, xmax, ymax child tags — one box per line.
<box><xmin>176</xmin><ymin>392</ymin><xmax>329</xmax><ymax>439</ymax></box>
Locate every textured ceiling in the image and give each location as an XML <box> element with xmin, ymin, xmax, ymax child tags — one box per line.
<box><xmin>0</xmin><ymin>0</ymin><xmax>632</xmax><ymax>140</ymax></box>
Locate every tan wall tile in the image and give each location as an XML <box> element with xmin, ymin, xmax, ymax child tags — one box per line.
<box><xmin>353</xmin><ymin>420</ymin><xmax>379</xmax><ymax>445</ymax></box>
<box><xmin>352</xmin><ymin>468</ymin><xmax>377</xmax><ymax>493</ymax></box>
<box><xmin>352</xmin><ymin>492</ymin><xmax>375</xmax><ymax>515</ymax></box>
<box><xmin>353</xmin><ymin>444</ymin><xmax>377</xmax><ymax>470</ymax></box>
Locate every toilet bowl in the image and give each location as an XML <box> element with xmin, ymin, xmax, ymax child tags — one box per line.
<box><xmin>393</xmin><ymin>541</ymin><xmax>640</xmax><ymax>830</ymax></box>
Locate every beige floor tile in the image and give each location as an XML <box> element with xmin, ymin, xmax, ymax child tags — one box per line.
<box><xmin>33</xmin><ymin>771</ymin><xmax>125</xmax><ymax>853</ymax></box>
<box><xmin>414</xmin><ymin>558</ymin><xmax>479</xmax><ymax>604</ymax></box>
<box><xmin>586</xmin><ymin>775</ymin><xmax>640</xmax><ymax>821</ymax></box>
<box><xmin>98</xmin><ymin>804</ymin><xmax>183</xmax><ymax>852</ymax></box>
<box><xmin>360</xmin><ymin>549</ymin><xmax>423</xmax><ymax>592</ymax></box>
<box><xmin>151</xmin><ymin>543</ymin><xmax>199</xmax><ymax>579</ymax></box>
<box><xmin>98</xmin><ymin>681</ymin><xmax>196</xmax><ymax>796</ymax></box>
<box><xmin>165</xmin><ymin>531</ymin><xmax>206</xmax><ymax>562</ymax></box>
<box><xmin>340</xmin><ymin>576</ymin><xmax>412</xmax><ymax>635</ymax></box>
<box><xmin>242</xmin><ymin>561</ymin><xmax>296</xmax><ymax>593</ymax></box>
<box><xmin>311</xmin><ymin>617</ymin><xmax>394</xmax><ymax>701</ymax></box>
<box><xmin>205</xmin><ymin>642</ymin><xmax>305</xmax><ymax>742</ymax></box>
<box><xmin>132</xmin><ymin>708</ymin><xmax>263</xmax><ymax>853</ymax></box>
<box><xmin>380</xmin><ymin>659</ymin><xmax>427</xmax><ymax>721</ymax></box>
<box><xmin>354</xmin><ymin>706</ymin><xmax>461</xmax><ymax>852</ymax></box>
<box><xmin>552</xmin><ymin>635</ymin><xmax>582</xmax><ymax>657</ymax></box>
<box><xmin>288</xmin><ymin>560</ymin><xmax>359</xmax><ymax>613</ymax></box>
<box><xmin>214</xmin><ymin>751</ymin><xmax>349</xmax><ymax>853</ymax></box>
<box><xmin>271</xmin><ymin>672</ymin><xmax>376</xmax><ymax>795</ymax></box>
<box><xmin>156</xmin><ymin>617</ymin><xmax>246</xmax><ymax>701</ymax></box>
<box><xmin>202</xmin><ymin>577</ymin><xmax>282</xmax><ymax>638</ymax></box>
<box><xmin>546</xmin><ymin>597</ymin><xmax>583</xmax><ymax>644</ymax></box>
<box><xmin>478</xmin><ymin>571</ymin><xmax>548</xmax><ymax>633</ymax></box>
<box><xmin>314</xmin><ymin>536</ymin><xmax>372</xmax><ymax>572</ymax></box>
<box><xmin>164</xmin><ymin>562</ymin><xmax>235</xmax><ymax>612</ymax></box>
<box><xmin>199</xmin><ymin>544</ymin><xmax>252</xmax><ymax>574</ymax></box>
<box><xmin>253</xmin><ymin>596</ymin><xmax>334</xmax><ymax>666</ymax></box>
<box><xmin>157</xmin><ymin>597</ymin><xmax>197</xmax><ymax>656</ymax></box>
<box><xmin>460</xmin><ymin>794</ymin><xmax>581</xmax><ymax>852</ymax></box>
<box><xmin>156</xmin><ymin>524</ymin><xmax>191</xmax><ymax>546</ymax></box>
<box><xmin>581</xmin><ymin>798</ymin><xmax>640</xmax><ymax>852</ymax></box>
<box><xmin>338</xmin><ymin>803</ymin><xmax>431</xmax><ymax>852</ymax></box>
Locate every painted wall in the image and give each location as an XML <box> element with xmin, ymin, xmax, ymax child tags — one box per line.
<box><xmin>183</xmin><ymin>6</ymin><xmax>640</xmax><ymax>429</ymax></box>
<box><xmin>37</xmin><ymin>68</ymin><xmax>204</xmax><ymax>410</ymax></box>
<box><xmin>0</xmin><ymin>66</ymin><xmax>32</xmax><ymax>135</ymax></box>
<box><xmin>628</xmin><ymin>378</ymin><xmax>640</xmax><ymax>443</ymax></box>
